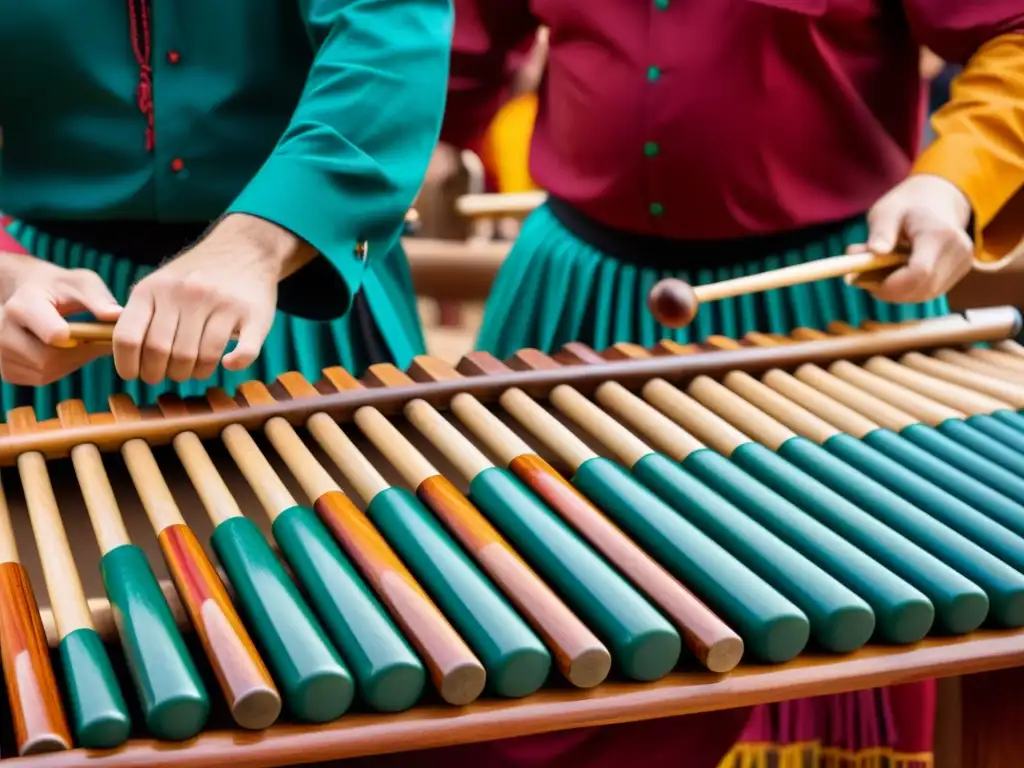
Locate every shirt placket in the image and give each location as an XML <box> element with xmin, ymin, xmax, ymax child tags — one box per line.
<box><xmin>644</xmin><ymin>0</ymin><xmax>669</xmax><ymax>226</ymax></box>
<box><xmin>150</xmin><ymin>4</ymin><xmax>189</xmax><ymax>216</ymax></box>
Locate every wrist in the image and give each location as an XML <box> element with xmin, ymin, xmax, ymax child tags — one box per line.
<box><xmin>209</xmin><ymin>213</ymin><xmax>317</xmax><ymax>281</ymax></box>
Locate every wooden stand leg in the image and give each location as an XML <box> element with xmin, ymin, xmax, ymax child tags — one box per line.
<box><xmin>438</xmin><ymin>301</ymin><xmax>462</xmax><ymax>327</ymax></box>
<box><xmin>933</xmin><ymin>676</ymin><xmax>961</xmax><ymax>768</ymax></box>
<box><xmin>960</xmin><ymin>668</ymin><xmax>1024</xmax><ymax>766</ymax></box>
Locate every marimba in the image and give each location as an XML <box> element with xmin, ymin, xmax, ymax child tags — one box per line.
<box><xmin>1</xmin><ymin>307</ymin><xmax>1024</xmax><ymax>766</ymax></box>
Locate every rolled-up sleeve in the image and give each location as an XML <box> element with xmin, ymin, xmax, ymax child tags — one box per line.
<box><xmin>227</xmin><ymin>0</ymin><xmax>453</xmax><ymax>320</ymax></box>
<box><xmin>908</xmin><ymin>4</ymin><xmax>1024</xmax><ymax>262</ymax></box>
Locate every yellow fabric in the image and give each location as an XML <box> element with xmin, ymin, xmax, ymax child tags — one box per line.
<box><xmin>481</xmin><ymin>93</ymin><xmax>539</xmax><ymax>193</ymax></box>
<box><xmin>912</xmin><ymin>32</ymin><xmax>1024</xmax><ymax>265</ymax></box>
<box><xmin>717</xmin><ymin>742</ymin><xmax>934</xmax><ymax>768</ymax></box>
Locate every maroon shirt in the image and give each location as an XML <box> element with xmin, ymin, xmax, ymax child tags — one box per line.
<box><xmin>443</xmin><ymin>0</ymin><xmax>1024</xmax><ymax>240</ymax></box>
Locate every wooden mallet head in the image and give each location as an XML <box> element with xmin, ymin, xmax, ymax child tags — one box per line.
<box><xmin>647</xmin><ymin>278</ymin><xmax>699</xmax><ymax>329</ymax></box>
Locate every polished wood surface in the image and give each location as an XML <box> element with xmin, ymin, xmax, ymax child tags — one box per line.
<box><xmin>157</xmin><ymin>524</ymin><xmax>280</xmax><ymax>730</ymax></box>
<box><xmin>2</xmin><ymin>313</ymin><xmax>1024</xmax><ymax>763</ymax></box>
<box><xmin>58</xmin><ymin>400</ymin><xmax>133</xmax><ymax>555</ymax></box>
<box><xmin>2</xmin><ymin>308</ymin><xmax>1015</xmax><ymax>466</ymax></box>
<box><xmin>9</xmin><ymin>409</ymin><xmax>95</xmax><ymax>640</ymax></box>
<box><xmin>312</xmin><ymin>491</ymin><xmax>485</xmax><ymax>706</ymax></box>
<box><xmin>3</xmin><ymin>630</ymin><xmax>1024</xmax><ymax>767</ymax></box>
<box><xmin>416</xmin><ymin>474</ymin><xmax>611</xmax><ymax>689</ymax></box>
<box><xmin>0</xmin><ymin>562</ymin><xmax>71</xmax><ymax>756</ymax></box>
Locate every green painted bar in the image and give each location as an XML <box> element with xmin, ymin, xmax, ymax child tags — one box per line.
<box><xmin>824</xmin><ymin>433</ymin><xmax>1024</xmax><ymax>573</ymax></box>
<box><xmin>572</xmin><ymin>457</ymin><xmax>809</xmax><ymax>663</ymax></box>
<box><xmin>966</xmin><ymin>413</ymin><xmax>1024</xmax><ymax>456</ymax></box>
<box><xmin>469</xmin><ymin>467</ymin><xmax>681</xmax><ymax>681</ymax></box>
<box><xmin>271</xmin><ymin>506</ymin><xmax>425</xmax><ymax>712</ymax></box>
<box><xmin>777</xmin><ymin>437</ymin><xmax>1024</xmax><ymax>628</ymax></box>
<box><xmin>100</xmin><ymin>544</ymin><xmax>209</xmax><ymax>741</ymax></box>
<box><xmin>211</xmin><ymin>516</ymin><xmax>354</xmax><ymax>722</ymax></box>
<box><xmin>899</xmin><ymin>424</ymin><xmax>1024</xmax><ymax>511</ymax></box>
<box><xmin>632</xmin><ymin>453</ymin><xmax>872</xmax><ymax>652</ymax></box>
<box><xmin>682</xmin><ymin>448</ymin><xmax>932</xmax><ymax>644</ymax></box>
<box><xmin>732</xmin><ymin>443</ymin><xmax>988</xmax><ymax>634</ymax></box>
<box><xmin>938</xmin><ymin>419</ymin><xmax>1024</xmax><ymax>476</ymax></box>
<box><xmin>58</xmin><ymin>628</ymin><xmax>131</xmax><ymax>749</ymax></box>
<box><xmin>365</xmin><ymin>488</ymin><xmax>550</xmax><ymax>699</ymax></box>
<box><xmin>863</xmin><ymin>428</ymin><xmax>1024</xmax><ymax>540</ymax></box>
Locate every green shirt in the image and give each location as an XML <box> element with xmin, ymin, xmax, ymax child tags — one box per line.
<box><xmin>0</xmin><ymin>0</ymin><xmax>452</xmax><ymax>318</ymax></box>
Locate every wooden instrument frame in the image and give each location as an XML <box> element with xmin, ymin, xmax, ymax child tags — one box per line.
<box><xmin>0</xmin><ymin>308</ymin><xmax>1016</xmax><ymax>468</ymax></box>
<box><xmin>2</xmin><ymin>305</ymin><xmax>1023</xmax><ymax>767</ymax></box>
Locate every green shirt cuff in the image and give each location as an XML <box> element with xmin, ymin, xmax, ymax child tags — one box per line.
<box><xmin>227</xmin><ymin>156</ymin><xmax>370</xmax><ymax>321</ymax></box>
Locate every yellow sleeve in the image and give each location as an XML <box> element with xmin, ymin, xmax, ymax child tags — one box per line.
<box><xmin>481</xmin><ymin>93</ymin><xmax>539</xmax><ymax>193</ymax></box>
<box><xmin>912</xmin><ymin>33</ymin><xmax>1024</xmax><ymax>265</ymax></box>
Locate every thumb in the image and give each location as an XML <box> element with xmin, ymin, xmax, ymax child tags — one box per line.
<box><xmin>222</xmin><ymin>310</ymin><xmax>273</xmax><ymax>372</ymax></box>
<box><xmin>866</xmin><ymin>199</ymin><xmax>905</xmax><ymax>255</ymax></box>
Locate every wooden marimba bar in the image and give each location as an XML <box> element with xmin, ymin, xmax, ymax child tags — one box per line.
<box><xmin>0</xmin><ymin>307</ymin><xmax>1020</xmax><ymax>766</ymax></box>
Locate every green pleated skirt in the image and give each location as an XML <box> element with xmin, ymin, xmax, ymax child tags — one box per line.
<box><xmin>476</xmin><ymin>203</ymin><xmax>948</xmax><ymax>356</ymax></box>
<box><xmin>1</xmin><ymin>219</ymin><xmax>426</xmax><ymax>419</ymax></box>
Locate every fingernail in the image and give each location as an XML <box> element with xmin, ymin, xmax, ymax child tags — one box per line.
<box><xmin>868</xmin><ymin>240</ymin><xmax>892</xmax><ymax>253</ymax></box>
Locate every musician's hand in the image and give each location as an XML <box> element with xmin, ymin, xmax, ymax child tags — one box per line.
<box><xmin>113</xmin><ymin>214</ymin><xmax>314</xmax><ymax>385</ymax></box>
<box><xmin>855</xmin><ymin>174</ymin><xmax>973</xmax><ymax>304</ymax></box>
<box><xmin>0</xmin><ymin>255</ymin><xmax>122</xmax><ymax>386</ymax></box>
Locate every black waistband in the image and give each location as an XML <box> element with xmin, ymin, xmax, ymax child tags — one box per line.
<box><xmin>18</xmin><ymin>219</ymin><xmax>211</xmax><ymax>267</ymax></box>
<box><xmin>546</xmin><ymin>197</ymin><xmax>860</xmax><ymax>270</ymax></box>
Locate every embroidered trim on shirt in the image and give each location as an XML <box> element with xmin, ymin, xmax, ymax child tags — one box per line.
<box><xmin>127</xmin><ymin>0</ymin><xmax>155</xmax><ymax>151</ymax></box>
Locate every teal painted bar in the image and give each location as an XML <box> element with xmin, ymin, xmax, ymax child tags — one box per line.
<box><xmin>938</xmin><ymin>419</ymin><xmax>1024</xmax><ymax>476</ymax></box>
<box><xmin>778</xmin><ymin>437</ymin><xmax>1024</xmax><ymax>628</ymax></box>
<box><xmin>899</xmin><ymin>424</ymin><xmax>1024</xmax><ymax>511</ymax></box>
<box><xmin>966</xmin><ymin>413</ymin><xmax>1024</xmax><ymax>456</ymax></box>
<box><xmin>863</xmin><ymin>428</ymin><xmax>1024</xmax><ymax>540</ymax></box>
<box><xmin>632</xmin><ymin>453</ymin><xmax>873</xmax><ymax>653</ymax></box>
<box><xmin>211</xmin><ymin>516</ymin><xmax>354</xmax><ymax>721</ymax></box>
<box><xmin>825</xmin><ymin>433</ymin><xmax>1024</xmax><ymax>573</ymax></box>
<box><xmin>682</xmin><ymin>448</ymin><xmax>933</xmax><ymax>644</ymax></box>
<box><xmin>469</xmin><ymin>467</ymin><xmax>682</xmax><ymax>681</ymax></box>
<box><xmin>365</xmin><ymin>488</ymin><xmax>550</xmax><ymax>699</ymax></box>
<box><xmin>572</xmin><ymin>457</ymin><xmax>809</xmax><ymax>663</ymax></box>
<box><xmin>101</xmin><ymin>544</ymin><xmax>209</xmax><ymax>741</ymax></box>
<box><xmin>731</xmin><ymin>442</ymin><xmax>988</xmax><ymax>634</ymax></box>
<box><xmin>272</xmin><ymin>506</ymin><xmax>425</xmax><ymax>712</ymax></box>
<box><xmin>59</xmin><ymin>628</ymin><xmax>131</xmax><ymax>749</ymax></box>
<box><xmin>995</xmin><ymin>409</ymin><xmax>1024</xmax><ymax>433</ymax></box>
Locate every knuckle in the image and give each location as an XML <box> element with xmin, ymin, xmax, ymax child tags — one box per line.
<box><xmin>4</xmin><ymin>293</ymin><xmax>31</xmax><ymax>320</ymax></box>
<box><xmin>113</xmin><ymin>334</ymin><xmax>142</xmax><ymax>352</ymax></box>
<box><xmin>146</xmin><ymin>342</ymin><xmax>173</xmax><ymax>359</ymax></box>
<box><xmin>68</xmin><ymin>268</ymin><xmax>100</xmax><ymax>285</ymax></box>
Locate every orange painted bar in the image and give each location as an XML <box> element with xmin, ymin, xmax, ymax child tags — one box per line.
<box><xmin>157</xmin><ymin>524</ymin><xmax>281</xmax><ymax>729</ymax></box>
<box><xmin>0</xmin><ymin>562</ymin><xmax>72</xmax><ymax>755</ymax></box>
<box><xmin>508</xmin><ymin>454</ymin><xmax>740</xmax><ymax>670</ymax></box>
<box><xmin>417</xmin><ymin>475</ymin><xmax>610</xmax><ymax>687</ymax></box>
<box><xmin>312</xmin><ymin>491</ymin><xmax>486</xmax><ymax>706</ymax></box>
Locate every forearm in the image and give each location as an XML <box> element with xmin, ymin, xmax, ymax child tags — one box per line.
<box><xmin>227</xmin><ymin>0</ymin><xmax>453</xmax><ymax>320</ymax></box>
<box><xmin>203</xmin><ymin>213</ymin><xmax>318</xmax><ymax>283</ymax></box>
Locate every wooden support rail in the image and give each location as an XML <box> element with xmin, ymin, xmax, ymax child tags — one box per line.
<box><xmin>0</xmin><ymin>307</ymin><xmax>1015</xmax><ymax>466</ymax></box>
